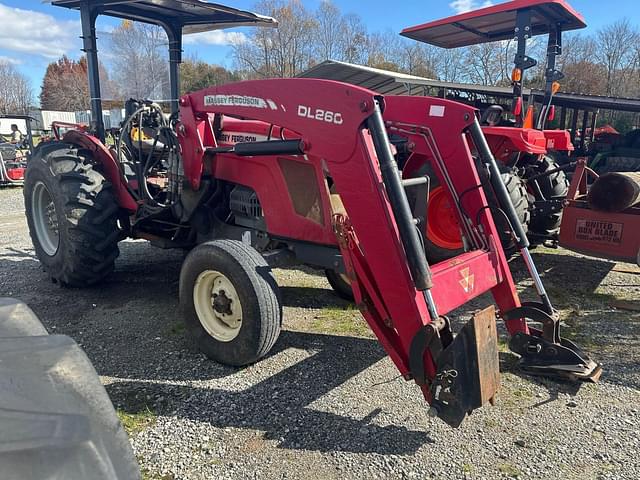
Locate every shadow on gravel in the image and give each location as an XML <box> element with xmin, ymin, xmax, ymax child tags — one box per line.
<box><xmin>280</xmin><ymin>286</ymin><xmax>348</xmax><ymax>308</ymax></box>
<box><xmin>107</xmin><ymin>330</ymin><xmax>432</xmax><ymax>455</ymax></box>
<box><xmin>509</xmin><ymin>251</ymin><xmax>615</xmax><ymax>300</ymax></box>
<box><xmin>1</xmin><ymin>247</ymin><xmax>37</xmax><ymax>259</ymax></box>
<box><xmin>3</xmin><ymin>238</ymin><xmax>637</xmax><ymax>447</ymax></box>
<box><xmin>500</xmin><ymin>350</ymin><xmax>585</xmax><ymax>402</ymax></box>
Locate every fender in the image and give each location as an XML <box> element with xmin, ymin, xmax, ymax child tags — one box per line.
<box><xmin>482</xmin><ymin>126</ymin><xmax>547</xmax><ymax>162</ymax></box>
<box><xmin>62</xmin><ymin>130</ymin><xmax>138</xmax><ymax>212</ymax></box>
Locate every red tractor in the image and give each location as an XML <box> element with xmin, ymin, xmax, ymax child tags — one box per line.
<box><xmin>401</xmin><ymin>0</ymin><xmax>586</xmax><ymax>256</ymax></box>
<box><xmin>25</xmin><ymin>0</ymin><xmax>600</xmax><ymax>427</ymax></box>
<box><xmin>0</xmin><ymin>115</ymin><xmax>34</xmax><ymax>186</ymax></box>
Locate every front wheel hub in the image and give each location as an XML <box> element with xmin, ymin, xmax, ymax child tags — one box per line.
<box><xmin>426</xmin><ymin>186</ymin><xmax>464</xmax><ymax>250</ymax></box>
<box><xmin>193</xmin><ymin>270</ymin><xmax>243</xmax><ymax>342</ymax></box>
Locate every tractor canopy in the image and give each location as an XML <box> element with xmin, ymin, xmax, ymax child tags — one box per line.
<box><xmin>51</xmin><ymin>0</ymin><xmax>277</xmax><ymax>33</ymax></box>
<box><xmin>50</xmin><ymin>0</ymin><xmax>277</xmax><ymax>141</ymax></box>
<box><xmin>401</xmin><ymin>0</ymin><xmax>585</xmax><ymax>48</ymax></box>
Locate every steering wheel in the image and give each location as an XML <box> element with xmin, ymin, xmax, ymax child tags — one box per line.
<box><xmin>480</xmin><ymin>105</ymin><xmax>504</xmax><ymax>126</ymax></box>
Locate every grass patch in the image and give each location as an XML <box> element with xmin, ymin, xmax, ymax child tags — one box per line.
<box><xmin>483</xmin><ymin>417</ymin><xmax>499</xmax><ymax>429</ymax></box>
<box><xmin>498</xmin><ymin>462</ymin><xmax>521</xmax><ymax>477</ymax></box>
<box><xmin>117</xmin><ymin>406</ymin><xmax>157</xmax><ymax>435</ymax></box>
<box><xmin>166</xmin><ymin>321</ymin><xmax>186</xmax><ymax>336</ymax></box>
<box><xmin>310</xmin><ymin>305</ymin><xmax>373</xmax><ymax>337</ymax></box>
<box><xmin>497</xmin><ymin>337</ymin><xmax>510</xmax><ymax>352</ymax></box>
<box><xmin>462</xmin><ymin>463</ymin><xmax>473</xmax><ymax>474</ymax></box>
<box><xmin>141</xmin><ymin>469</ymin><xmax>175</xmax><ymax>480</ymax></box>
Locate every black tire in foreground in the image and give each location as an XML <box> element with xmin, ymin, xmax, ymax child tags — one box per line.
<box><xmin>179</xmin><ymin>240</ymin><xmax>282</xmax><ymax>366</ymax></box>
<box><xmin>528</xmin><ymin>156</ymin><xmax>570</xmax><ymax>235</ymax></box>
<box><xmin>325</xmin><ymin>269</ymin><xmax>354</xmax><ymax>301</ymax></box>
<box><xmin>24</xmin><ymin>142</ymin><xmax>121</xmax><ymax>286</ymax></box>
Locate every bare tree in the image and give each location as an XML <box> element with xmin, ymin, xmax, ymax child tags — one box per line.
<box><xmin>464</xmin><ymin>42</ymin><xmax>505</xmax><ymax>85</ymax></box>
<box><xmin>554</xmin><ymin>33</ymin><xmax>605</xmax><ymax>94</ymax></box>
<box><xmin>433</xmin><ymin>48</ymin><xmax>466</xmax><ymax>82</ymax></box>
<box><xmin>596</xmin><ymin>19</ymin><xmax>639</xmax><ymax>97</ymax></box>
<box><xmin>0</xmin><ymin>62</ymin><xmax>33</xmax><ymax>114</ymax></box>
<box><xmin>398</xmin><ymin>43</ymin><xmax>438</xmax><ymax>78</ymax></box>
<box><xmin>364</xmin><ymin>31</ymin><xmax>404</xmax><ymax>70</ymax></box>
<box><xmin>314</xmin><ymin>0</ymin><xmax>344</xmax><ymax>61</ymax></box>
<box><xmin>234</xmin><ymin>0</ymin><xmax>317</xmax><ymax>78</ymax></box>
<box><xmin>229</xmin><ymin>0</ymin><xmax>640</xmax><ymax>118</ymax></box>
<box><xmin>340</xmin><ymin>13</ymin><xmax>368</xmax><ymax>64</ymax></box>
<box><xmin>108</xmin><ymin>20</ymin><xmax>170</xmax><ymax>100</ymax></box>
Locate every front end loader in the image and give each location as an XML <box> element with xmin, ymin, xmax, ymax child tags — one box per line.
<box><xmin>25</xmin><ymin>0</ymin><xmax>601</xmax><ymax>428</ymax></box>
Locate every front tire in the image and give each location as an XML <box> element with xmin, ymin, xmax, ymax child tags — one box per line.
<box><xmin>179</xmin><ymin>240</ymin><xmax>282</xmax><ymax>366</ymax></box>
<box><xmin>24</xmin><ymin>143</ymin><xmax>121</xmax><ymax>286</ymax></box>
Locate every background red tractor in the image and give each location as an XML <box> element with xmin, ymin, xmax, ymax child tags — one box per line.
<box><xmin>401</xmin><ymin>0</ymin><xmax>586</xmax><ymax>255</ymax></box>
<box><xmin>0</xmin><ymin>115</ymin><xmax>34</xmax><ymax>186</ymax></box>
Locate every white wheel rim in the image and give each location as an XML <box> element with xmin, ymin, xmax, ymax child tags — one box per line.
<box><xmin>31</xmin><ymin>181</ymin><xmax>59</xmax><ymax>256</ymax></box>
<box><xmin>193</xmin><ymin>270</ymin><xmax>243</xmax><ymax>342</ymax></box>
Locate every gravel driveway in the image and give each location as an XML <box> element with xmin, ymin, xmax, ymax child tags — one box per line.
<box><xmin>1</xmin><ymin>187</ymin><xmax>639</xmax><ymax>480</ymax></box>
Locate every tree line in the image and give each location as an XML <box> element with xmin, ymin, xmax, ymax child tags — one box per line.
<box><xmin>2</xmin><ymin>0</ymin><xmax>637</xmax><ymax>123</ymax></box>
<box><xmin>0</xmin><ymin>63</ymin><xmax>32</xmax><ymax>114</ymax></box>
<box><xmin>233</xmin><ymin>0</ymin><xmax>640</xmax><ymax>101</ymax></box>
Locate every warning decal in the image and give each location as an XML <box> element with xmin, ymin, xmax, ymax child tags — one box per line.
<box><xmin>575</xmin><ymin>219</ymin><xmax>623</xmax><ymax>244</ymax></box>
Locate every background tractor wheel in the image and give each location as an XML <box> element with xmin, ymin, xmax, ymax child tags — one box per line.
<box><xmin>24</xmin><ymin>143</ymin><xmax>121</xmax><ymax>286</ymax></box>
<box><xmin>495</xmin><ymin>168</ymin><xmax>531</xmax><ymax>254</ymax></box>
<box><xmin>179</xmin><ymin>240</ymin><xmax>282</xmax><ymax>366</ymax></box>
<box><xmin>409</xmin><ymin>164</ymin><xmax>530</xmax><ymax>261</ymax></box>
<box><xmin>408</xmin><ymin>164</ymin><xmax>464</xmax><ymax>265</ymax></box>
<box><xmin>528</xmin><ymin>156</ymin><xmax>569</xmax><ymax>235</ymax></box>
<box><xmin>325</xmin><ymin>269</ymin><xmax>354</xmax><ymax>301</ymax></box>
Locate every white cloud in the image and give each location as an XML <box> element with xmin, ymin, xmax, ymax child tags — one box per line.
<box><xmin>0</xmin><ymin>3</ymin><xmax>79</xmax><ymax>59</ymax></box>
<box><xmin>183</xmin><ymin>30</ymin><xmax>247</xmax><ymax>46</ymax></box>
<box><xmin>0</xmin><ymin>55</ymin><xmax>21</xmax><ymax>65</ymax></box>
<box><xmin>449</xmin><ymin>0</ymin><xmax>494</xmax><ymax>14</ymax></box>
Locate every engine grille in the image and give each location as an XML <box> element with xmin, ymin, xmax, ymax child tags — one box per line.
<box><xmin>229</xmin><ymin>185</ymin><xmax>262</xmax><ymax>219</ymax></box>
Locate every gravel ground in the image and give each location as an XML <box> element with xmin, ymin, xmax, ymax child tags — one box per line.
<box><xmin>1</xmin><ymin>186</ymin><xmax>639</xmax><ymax>480</ymax></box>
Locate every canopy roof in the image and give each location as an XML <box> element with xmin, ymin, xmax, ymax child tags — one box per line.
<box><xmin>51</xmin><ymin>0</ymin><xmax>277</xmax><ymax>34</ymax></box>
<box><xmin>401</xmin><ymin>0</ymin><xmax>585</xmax><ymax>48</ymax></box>
<box><xmin>300</xmin><ymin>60</ymin><xmax>640</xmax><ymax>113</ymax></box>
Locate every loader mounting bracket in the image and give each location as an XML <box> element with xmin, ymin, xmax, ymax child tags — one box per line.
<box><xmin>426</xmin><ymin>306</ymin><xmax>501</xmax><ymax>428</ymax></box>
<box><xmin>508</xmin><ymin>329</ymin><xmax>603</xmax><ymax>382</ymax></box>
<box><xmin>504</xmin><ymin>302</ymin><xmax>601</xmax><ymax>381</ymax></box>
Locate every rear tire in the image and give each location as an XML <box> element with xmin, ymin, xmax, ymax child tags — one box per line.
<box><xmin>24</xmin><ymin>142</ymin><xmax>121</xmax><ymax>286</ymax></box>
<box><xmin>325</xmin><ymin>269</ymin><xmax>354</xmax><ymax>301</ymax></box>
<box><xmin>179</xmin><ymin>240</ymin><xmax>282</xmax><ymax>366</ymax></box>
<box><xmin>527</xmin><ymin>156</ymin><xmax>569</xmax><ymax>235</ymax></box>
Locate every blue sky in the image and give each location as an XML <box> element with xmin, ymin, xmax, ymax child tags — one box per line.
<box><xmin>1</xmin><ymin>0</ymin><xmax>637</xmax><ymax>99</ymax></box>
